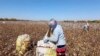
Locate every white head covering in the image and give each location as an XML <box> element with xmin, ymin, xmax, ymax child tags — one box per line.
<box><xmin>49</xmin><ymin>19</ymin><xmax>57</xmax><ymax>29</ymax></box>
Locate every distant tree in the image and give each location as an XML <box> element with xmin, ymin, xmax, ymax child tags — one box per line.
<box><xmin>0</xmin><ymin>18</ymin><xmax>17</xmax><ymax>21</ymax></box>
<box><xmin>88</xmin><ymin>20</ymin><xmax>100</xmax><ymax>23</ymax></box>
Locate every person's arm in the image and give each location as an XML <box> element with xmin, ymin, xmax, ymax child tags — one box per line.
<box><xmin>48</xmin><ymin>29</ymin><xmax>59</xmax><ymax>43</ymax></box>
<box><xmin>43</xmin><ymin>28</ymin><xmax>51</xmax><ymax>43</ymax></box>
<box><xmin>43</xmin><ymin>29</ymin><xmax>59</xmax><ymax>43</ymax></box>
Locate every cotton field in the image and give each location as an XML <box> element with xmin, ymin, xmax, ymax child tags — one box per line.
<box><xmin>0</xmin><ymin>21</ymin><xmax>100</xmax><ymax>56</ymax></box>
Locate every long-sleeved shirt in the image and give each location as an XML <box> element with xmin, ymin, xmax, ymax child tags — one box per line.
<box><xmin>43</xmin><ymin>24</ymin><xmax>66</xmax><ymax>46</ymax></box>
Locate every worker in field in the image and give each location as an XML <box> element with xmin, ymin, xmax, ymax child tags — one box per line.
<box><xmin>83</xmin><ymin>22</ymin><xmax>89</xmax><ymax>32</ymax></box>
<box><xmin>43</xmin><ymin>19</ymin><xmax>67</xmax><ymax>56</ymax></box>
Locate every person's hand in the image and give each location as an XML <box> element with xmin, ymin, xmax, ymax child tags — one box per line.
<box><xmin>44</xmin><ymin>39</ymin><xmax>49</xmax><ymax>43</ymax></box>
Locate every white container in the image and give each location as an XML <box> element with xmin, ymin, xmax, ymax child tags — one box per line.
<box><xmin>36</xmin><ymin>40</ymin><xmax>56</xmax><ymax>56</ymax></box>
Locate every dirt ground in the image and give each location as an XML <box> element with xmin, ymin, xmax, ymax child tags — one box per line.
<box><xmin>0</xmin><ymin>21</ymin><xmax>100</xmax><ymax>56</ymax></box>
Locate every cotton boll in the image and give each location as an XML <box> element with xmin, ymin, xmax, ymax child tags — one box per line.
<box><xmin>2</xmin><ymin>21</ymin><xmax>6</xmax><ymax>24</ymax></box>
